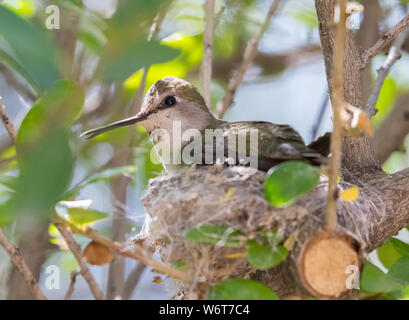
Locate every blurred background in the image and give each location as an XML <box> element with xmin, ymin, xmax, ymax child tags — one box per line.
<box><xmin>0</xmin><ymin>0</ymin><xmax>408</xmax><ymax>299</ymax></box>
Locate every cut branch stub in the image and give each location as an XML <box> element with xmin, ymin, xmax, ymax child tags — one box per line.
<box><xmin>298</xmin><ymin>231</ymin><xmax>362</xmax><ymax>299</ymax></box>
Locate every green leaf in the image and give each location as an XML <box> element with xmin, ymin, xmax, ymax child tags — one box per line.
<box><xmin>4</xmin><ymin>0</ymin><xmax>36</xmax><ymax>18</ymax></box>
<box><xmin>387</xmin><ymin>257</ymin><xmax>409</xmax><ymax>286</ymax></box>
<box><xmin>2</xmin><ymin>128</ymin><xmax>74</xmax><ymax>218</ymax></box>
<box><xmin>0</xmin><ymin>6</ymin><xmax>60</xmax><ymax>92</ymax></box>
<box><xmin>208</xmin><ymin>278</ymin><xmax>279</xmax><ymax>300</ymax></box>
<box><xmin>17</xmin><ymin>80</ymin><xmax>84</xmax><ymax>152</ymax></box>
<box><xmin>247</xmin><ymin>239</ymin><xmax>288</xmax><ymax>270</ymax></box>
<box><xmin>100</xmin><ymin>41</ymin><xmax>180</xmax><ymax>82</ymax></box>
<box><xmin>378</xmin><ymin>238</ymin><xmax>409</xmax><ymax>269</ymax></box>
<box><xmin>264</xmin><ymin>161</ymin><xmax>320</xmax><ymax>207</ymax></box>
<box><xmin>372</xmin><ymin>77</ymin><xmax>397</xmax><ymax>128</ymax></box>
<box><xmin>99</xmin><ymin>0</ymin><xmax>180</xmax><ymax>82</ymax></box>
<box><xmin>67</xmin><ymin>208</ymin><xmax>109</xmax><ymax>226</ymax></box>
<box><xmin>360</xmin><ymin>261</ymin><xmax>403</xmax><ymax>293</ymax></box>
<box><xmin>185</xmin><ymin>225</ymin><xmax>244</xmax><ymax>247</ymax></box>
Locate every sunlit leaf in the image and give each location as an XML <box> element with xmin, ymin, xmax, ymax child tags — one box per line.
<box><xmin>291</xmin><ymin>7</ymin><xmax>318</xmax><ymax>29</ymax></box>
<box><xmin>340</xmin><ymin>186</ymin><xmax>360</xmax><ymax>202</ymax></box>
<box><xmin>99</xmin><ymin>0</ymin><xmax>180</xmax><ymax>82</ymax></box>
<box><xmin>68</xmin><ymin>208</ymin><xmax>109</xmax><ymax>226</ymax></box>
<box><xmin>124</xmin><ymin>33</ymin><xmax>202</xmax><ymax>92</ymax></box>
<box><xmin>264</xmin><ymin>161</ymin><xmax>320</xmax><ymax>207</ymax></box>
<box><xmin>378</xmin><ymin>238</ymin><xmax>409</xmax><ymax>269</ymax></box>
<box><xmin>208</xmin><ymin>278</ymin><xmax>279</xmax><ymax>300</ymax></box>
<box><xmin>101</xmin><ymin>41</ymin><xmax>180</xmax><ymax>82</ymax></box>
<box><xmin>4</xmin><ymin>0</ymin><xmax>36</xmax><ymax>18</ymax></box>
<box><xmin>372</xmin><ymin>77</ymin><xmax>397</xmax><ymax>128</ymax></box>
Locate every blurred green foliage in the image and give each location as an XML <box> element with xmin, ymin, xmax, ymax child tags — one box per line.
<box><xmin>0</xmin><ymin>5</ymin><xmax>61</xmax><ymax>92</ymax></box>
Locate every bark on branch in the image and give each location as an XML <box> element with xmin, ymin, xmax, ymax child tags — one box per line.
<box><xmin>0</xmin><ymin>229</ymin><xmax>47</xmax><ymax>300</ymax></box>
<box><xmin>361</xmin><ymin>13</ymin><xmax>409</xmax><ymax>68</ymax></box>
<box><xmin>375</xmin><ymin>91</ymin><xmax>409</xmax><ymax>164</ymax></box>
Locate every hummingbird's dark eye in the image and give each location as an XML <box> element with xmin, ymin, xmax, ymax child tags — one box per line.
<box><xmin>164</xmin><ymin>96</ymin><xmax>177</xmax><ymax>107</ymax></box>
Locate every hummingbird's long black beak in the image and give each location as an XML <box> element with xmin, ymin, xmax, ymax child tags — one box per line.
<box><xmin>80</xmin><ymin>111</ymin><xmax>150</xmax><ymax>139</ymax></box>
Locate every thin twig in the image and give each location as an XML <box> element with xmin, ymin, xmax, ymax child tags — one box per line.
<box><xmin>128</xmin><ymin>8</ymin><xmax>167</xmax><ymax>118</ymax></box>
<box><xmin>56</xmin><ymin>223</ymin><xmax>106</xmax><ymax>300</ymax></box>
<box><xmin>217</xmin><ymin>0</ymin><xmax>281</xmax><ymax>118</ymax></box>
<box><xmin>64</xmin><ymin>270</ymin><xmax>80</xmax><ymax>300</ymax></box>
<box><xmin>311</xmin><ymin>88</ymin><xmax>329</xmax><ymax>141</ymax></box>
<box><xmin>325</xmin><ymin>0</ymin><xmax>347</xmax><ymax>232</ymax></box>
<box><xmin>0</xmin><ymin>97</ymin><xmax>16</xmax><ymax>143</ymax></box>
<box><xmin>214</xmin><ymin>4</ymin><xmax>226</xmax><ymax>28</ymax></box>
<box><xmin>361</xmin><ymin>13</ymin><xmax>409</xmax><ymax>68</ymax></box>
<box><xmin>201</xmin><ymin>0</ymin><xmax>216</xmax><ymax>109</ymax></box>
<box><xmin>365</xmin><ymin>31</ymin><xmax>408</xmax><ymax>118</ymax></box>
<box><xmin>0</xmin><ymin>228</ymin><xmax>47</xmax><ymax>300</ymax></box>
<box><xmin>0</xmin><ymin>65</ymin><xmax>37</xmax><ymax>102</ymax></box>
<box><xmin>54</xmin><ymin>216</ymin><xmax>192</xmax><ymax>283</ymax></box>
<box><xmin>122</xmin><ymin>263</ymin><xmax>146</xmax><ymax>300</ymax></box>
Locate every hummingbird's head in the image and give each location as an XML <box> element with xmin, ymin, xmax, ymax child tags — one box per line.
<box><xmin>81</xmin><ymin>77</ymin><xmax>216</xmax><ymax>139</ymax></box>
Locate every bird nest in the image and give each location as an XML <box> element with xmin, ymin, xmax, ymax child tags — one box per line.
<box><xmin>132</xmin><ymin>164</ymin><xmax>384</xmax><ymax>299</ymax></box>
<box><xmin>132</xmin><ymin>165</ymin><xmax>308</xmax><ymax>299</ymax></box>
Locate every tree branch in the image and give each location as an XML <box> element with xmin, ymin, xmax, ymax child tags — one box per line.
<box><xmin>54</xmin><ymin>216</ymin><xmax>191</xmax><ymax>283</ymax></box>
<box><xmin>216</xmin><ymin>0</ymin><xmax>281</xmax><ymax>118</ymax></box>
<box><xmin>56</xmin><ymin>223</ymin><xmax>105</xmax><ymax>300</ymax></box>
<box><xmin>0</xmin><ymin>229</ymin><xmax>47</xmax><ymax>300</ymax></box>
<box><xmin>0</xmin><ymin>97</ymin><xmax>16</xmax><ymax>143</ymax></box>
<box><xmin>122</xmin><ymin>263</ymin><xmax>146</xmax><ymax>300</ymax></box>
<box><xmin>375</xmin><ymin>90</ymin><xmax>409</xmax><ymax>164</ymax></box>
<box><xmin>315</xmin><ymin>0</ymin><xmax>378</xmax><ymax>173</ymax></box>
<box><xmin>325</xmin><ymin>0</ymin><xmax>347</xmax><ymax>231</ymax></box>
<box><xmin>361</xmin><ymin>13</ymin><xmax>409</xmax><ymax>68</ymax></box>
<box><xmin>0</xmin><ymin>64</ymin><xmax>37</xmax><ymax>102</ymax></box>
<box><xmin>201</xmin><ymin>0</ymin><xmax>215</xmax><ymax>109</ymax></box>
<box><xmin>64</xmin><ymin>270</ymin><xmax>79</xmax><ymax>300</ymax></box>
<box><xmin>365</xmin><ymin>31</ymin><xmax>407</xmax><ymax>118</ymax></box>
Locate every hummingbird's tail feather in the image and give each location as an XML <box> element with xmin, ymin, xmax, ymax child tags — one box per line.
<box><xmin>301</xmin><ymin>152</ymin><xmax>329</xmax><ymax>166</ymax></box>
<box><xmin>308</xmin><ymin>132</ymin><xmax>331</xmax><ymax>157</ymax></box>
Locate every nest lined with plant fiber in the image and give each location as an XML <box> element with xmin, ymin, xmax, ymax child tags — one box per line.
<box><xmin>133</xmin><ymin>164</ymin><xmax>382</xmax><ymax>299</ymax></box>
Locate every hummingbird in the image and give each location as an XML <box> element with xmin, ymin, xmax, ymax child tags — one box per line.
<box><xmin>81</xmin><ymin>77</ymin><xmax>327</xmax><ymax>173</ymax></box>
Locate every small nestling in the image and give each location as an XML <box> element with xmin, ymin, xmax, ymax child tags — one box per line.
<box><xmin>81</xmin><ymin>77</ymin><xmax>326</xmax><ymax>173</ymax></box>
